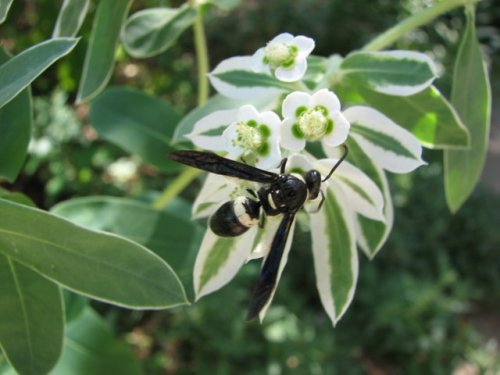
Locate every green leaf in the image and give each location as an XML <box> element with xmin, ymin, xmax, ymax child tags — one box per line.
<box><xmin>51</xmin><ymin>196</ymin><xmax>203</xmax><ymax>289</ymax></box>
<box><xmin>337</xmin><ymin>83</ymin><xmax>469</xmax><ymax>149</ymax></box>
<box><xmin>309</xmin><ymin>187</ymin><xmax>357</xmax><ymax>325</ymax></box>
<box><xmin>444</xmin><ymin>8</ymin><xmax>491</xmax><ymax>212</ymax></box>
<box><xmin>0</xmin><ymin>0</ymin><xmax>13</xmax><ymax>24</ymax></box>
<box><xmin>51</xmin><ymin>307</ymin><xmax>142</xmax><ymax>375</ymax></box>
<box><xmin>122</xmin><ymin>5</ymin><xmax>196</xmax><ymax>58</ymax></box>
<box><xmin>89</xmin><ymin>87</ymin><xmax>181</xmax><ymax>172</ymax></box>
<box><xmin>52</xmin><ymin>0</ymin><xmax>90</xmax><ymax>38</ymax></box>
<box><xmin>0</xmin><ymin>198</ymin><xmax>188</xmax><ymax>309</ymax></box>
<box><xmin>346</xmin><ymin>138</ymin><xmax>393</xmax><ymax>258</ymax></box>
<box><xmin>212</xmin><ymin>70</ymin><xmax>291</xmax><ymax>90</ymax></box>
<box><xmin>0</xmin><ymin>48</ymin><xmax>32</xmax><ymax>182</ymax></box>
<box><xmin>204</xmin><ymin>0</ymin><xmax>242</xmax><ymax>11</ymax></box>
<box><xmin>340</xmin><ymin>50</ymin><xmax>437</xmax><ymax>96</ymax></box>
<box><xmin>0</xmin><ymin>255</ymin><xmax>64</xmax><ymax>375</ymax></box>
<box><xmin>76</xmin><ymin>0</ymin><xmax>132</xmax><ymax>103</ymax></box>
<box><xmin>0</xmin><ymin>38</ymin><xmax>78</xmax><ymax>109</ymax></box>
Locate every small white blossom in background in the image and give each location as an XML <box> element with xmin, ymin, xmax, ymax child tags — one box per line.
<box><xmin>106</xmin><ymin>157</ymin><xmax>139</xmax><ymax>186</ymax></box>
<box><xmin>253</xmin><ymin>33</ymin><xmax>315</xmax><ymax>82</ymax></box>
<box><xmin>280</xmin><ymin>89</ymin><xmax>350</xmax><ymax>152</ymax></box>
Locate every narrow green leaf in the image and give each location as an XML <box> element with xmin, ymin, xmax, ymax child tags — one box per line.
<box><xmin>51</xmin><ymin>307</ymin><xmax>142</xmax><ymax>375</ymax></box>
<box><xmin>444</xmin><ymin>8</ymin><xmax>491</xmax><ymax>212</ymax></box>
<box><xmin>51</xmin><ymin>196</ymin><xmax>203</xmax><ymax>288</ymax></box>
<box><xmin>0</xmin><ymin>198</ymin><xmax>188</xmax><ymax>309</ymax></box>
<box><xmin>76</xmin><ymin>0</ymin><xmax>132</xmax><ymax>103</ymax></box>
<box><xmin>0</xmin><ymin>38</ymin><xmax>78</xmax><ymax>109</ymax></box>
<box><xmin>89</xmin><ymin>87</ymin><xmax>181</xmax><ymax>172</ymax></box>
<box><xmin>337</xmin><ymin>83</ymin><xmax>469</xmax><ymax>149</ymax></box>
<box><xmin>212</xmin><ymin>70</ymin><xmax>291</xmax><ymax>90</ymax></box>
<box><xmin>0</xmin><ymin>0</ymin><xmax>13</xmax><ymax>24</ymax></box>
<box><xmin>0</xmin><ymin>255</ymin><xmax>64</xmax><ymax>375</ymax></box>
<box><xmin>341</xmin><ymin>50</ymin><xmax>437</xmax><ymax>96</ymax></box>
<box><xmin>0</xmin><ymin>47</ymin><xmax>32</xmax><ymax>182</ymax></box>
<box><xmin>122</xmin><ymin>5</ymin><xmax>196</xmax><ymax>58</ymax></box>
<box><xmin>52</xmin><ymin>0</ymin><xmax>90</xmax><ymax>38</ymax></box>
<box><xmin>309</xmin><ymin>187</ymin><xmax>357</xmax><ymax>325</ymax></box>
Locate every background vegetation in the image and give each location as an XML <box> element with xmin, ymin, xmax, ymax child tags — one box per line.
<box><xmin>1</xmin><ymin>0</ymin><xmax>499</xmax><ymax>374</ymax></box>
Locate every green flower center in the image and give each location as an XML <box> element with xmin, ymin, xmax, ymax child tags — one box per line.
<box><xmin>293</xmin><ymin>106</ymin><xmax>334</xmax><ymax>141</ymax></box>
<box><xmin>263</xmin><ymin>42</ymin><xmax>298</xmax><ymax>68</ymax></box>
<box><xmin>233</xmin><ymin>121</ymin><xmax>263</xmax><ymax>149</ymax></box>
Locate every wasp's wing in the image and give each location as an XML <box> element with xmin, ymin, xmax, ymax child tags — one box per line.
<box><xmin>246</xmin><ymin>212</ymin><xmax>295</xmax><ymax>320</ymax></box>
<box><xmin>169</xmin><ymin>150</ymin><xmax>277</xmax><ymax>183</ymax></box>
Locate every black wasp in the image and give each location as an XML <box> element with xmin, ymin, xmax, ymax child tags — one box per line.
<box><xmin>168</xmin><ymin>145</ymin><xmax>348</xmax><ymax>320</ymax></box>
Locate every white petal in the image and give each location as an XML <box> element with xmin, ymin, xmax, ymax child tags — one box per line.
<box><xmin>344</xmin><ymin>106</ymin><xmax>426</xmax><ymax>173</ymax></box>
<box><xmin>223</xmin><ymin>123</ymin><xmax>245</xmax><ymax>157</ymax></box>
<box><xmin>310</xmin><ymin>88</ymin><xmax>341</xmax><ymax>113</ymax></box>
<box><xmin>258</xmin><ymin>111</ymin><xmax>282</xmax><ymax>131</ymax></box>
<box><xmin>251</xmin><ymin>48</ymin><xmax>268</xmax><ymax>72</ymax></box>
<box><xmin>322</xmin><ymin>111</ymin><xmax>350</xmax><ymax>147</ymax></box>
<box><xmin>270</xmin><ymin>32</ymin><xmax>294</xmax><ymax>44</ymax></box>
<box><xmin>286</xmin><ymin>153</ymin><xmax>314</xmax><ymax>173</ymax></box>
<box><xmin>255</xmin><ymin>139</ymin><xmax>282</xmax><ymax>170</ymax></box>
<box><xmin>237</xmin><ymin>104</ymin><xmax>260</xmax><ymax>122</ymax></box>
<box><xmin>282</xmin><ymin>91</ymin><xmax>311</xmax><ymax>119</ymax></box>
<box><xmin>293</xmin><ymin>35</ymin><xmax>315</xmax><ymax>56</ymax></box>
<box><xmin>194</xmin><ymin>226</ymin><xmax>258</xmax><ymax>300</ymax></box>
<box><xmin>280</xmin><ymin>118</ymin><xmax>306</xmax><ymax>151</ymax></box>
<box><xmin>209</xmin><ymin>56</ymin><xmax>284</xmax><ymax>100</ymax></box>
<box><xmin>275</xmin><ymin>58</ymin><xmax>307</xmax><ymax>82</ymax></box>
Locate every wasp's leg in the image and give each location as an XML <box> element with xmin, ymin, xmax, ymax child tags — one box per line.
<box><xmin>258</xmin><ymin>211</ymin><xmax>267</xmax><ymax>229</ymax></box>
<box><xmin>246</xmin><ymin>188</ymin><xmax>258</xmax><ymax>198</ymax></box>
<box><xmin>278</xmin><ymin>158</ymin><xmax>288</xmax><ymax>174</ymax></box>
<box><xmin>309</xmin><ymin>190</ymin><xmax>325</xmax><ymax>213</ymax></box>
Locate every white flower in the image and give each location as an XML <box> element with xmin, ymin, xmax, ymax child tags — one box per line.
<box><xmin>280</xmin><ymin>89</ymin><xmax>350</xmax><ymax>152</ymax></box>
<box><xmin>253</xmin><ymin>33</ymin><xmax>315</xmax><ymax>82</ymax></box>
<box><xmin>223</xmin><ymin>104</ymin><xmax>282</xmax><ymax>170</ymax></box>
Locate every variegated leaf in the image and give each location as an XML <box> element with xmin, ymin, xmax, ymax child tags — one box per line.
<box><xmin>341</xmin><ymin>50</ymin><xmax>437</xmax><ymax>96</ymax></box>
<box><xmin>185</xmin><ymin>108</ymin><xmax>238</xmax><ymax>151</ymax></box>
<box><xmin>309</xmin><ymin>183</ymin><xmax>357</xmax><ymax>325</ymax></box>
<box><xmin>346</xmin><ymin>138</ymin><xmax>394</xmax><ymax>258</ymax></box>
<box><xmin>194</xmin><ymin>226</ymin><xmax>257</xmax><ymax>300</ymax></box>
<box><xmin>209</xmin><ymin>56</ymin><xmax>287</xmax><ymax>99</ymax></box>
<box><xmin>316</xmin><ymin>159</ymin><xmax>384</xmax><ymax>222</ymax></box>
<box><xmin>344</xmin><ymin>106</ymin><xmax>426</xmax><ymax>173</ymax></box>
<box><xmin>192</xmin><ymin>173</ymin><xmax>235</xmax><ymax>219</ymax></box>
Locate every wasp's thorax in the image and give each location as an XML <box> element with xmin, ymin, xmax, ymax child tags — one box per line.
<box><xmin>258</xmin><ymin>174</ymin><xmax>308</xmax><ymax>215</ymax></box>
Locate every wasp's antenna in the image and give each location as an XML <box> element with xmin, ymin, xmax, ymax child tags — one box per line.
<box><xmin>322</xmin><ymin>144</ymin><xmax>349</xmax><ymax>182</ymax></box>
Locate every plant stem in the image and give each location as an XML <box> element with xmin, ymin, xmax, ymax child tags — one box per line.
<box><xmin>362</xmin><ymin>0</ymin><xmax>481</xmax><ymax>51</ymax></box>
<box><xmin>193</xmin><ymin>3</ymin><xmax>209</xmax><ymax>106</ymax></box>
<box><xmin>152</xmin><ymin>167</ymin><xmax>201</xmax><ymax>210</ymax></box>
<box><xmin>153</xmin><ymin>2</ymin><xmax>209</xmax><ymax>210</ymax></box>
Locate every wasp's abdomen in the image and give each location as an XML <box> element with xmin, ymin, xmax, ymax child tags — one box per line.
<box><xmin>209</xmin><ymin>197</ymin><xmax>260</xmax><ymax>237</ymax></box>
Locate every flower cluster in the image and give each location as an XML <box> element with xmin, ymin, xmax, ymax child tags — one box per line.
<box><xmin>184</xmin><ymin>33</ymin><xmax>428</xmax><ymax>324</ymax></box>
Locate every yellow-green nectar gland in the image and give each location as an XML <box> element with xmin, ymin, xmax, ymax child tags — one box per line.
<box><xmin>298</xmin><ymin>107</ymin><xmax>334</xmax><ymax>141</ymax></box>
<box><xmin>233</xmin><ymin>121</ymin><xmax>264</xmax><ymax>150</ymax></box>
<box><xmin>263</xmin><ymin>42</ymin><xmax>297</xmax><ymax>68</ymax></box>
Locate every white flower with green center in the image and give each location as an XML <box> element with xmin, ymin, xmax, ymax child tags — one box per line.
<box><xmin>253</xmin><ymin>33</ymin><xmax>315</xmax><ymax>82</ymax></box>
<box><xmin>281</xmin><ymin>89</ymin><xmax>350</xmax><ymax>152</ymax></box>
<box><xmin>223</xmin><ymin>104</ymin><xmax>282</xmax><ymax>169</ymax></box>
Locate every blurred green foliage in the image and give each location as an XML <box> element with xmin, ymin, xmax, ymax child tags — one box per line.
<box><xmin>1</xmin><ymin>0</ymin><xmax>499</xmax><ymax>374</ymax></box>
